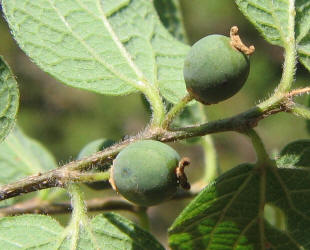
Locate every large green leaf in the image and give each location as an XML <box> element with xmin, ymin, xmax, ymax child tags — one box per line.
<box><xmin>153</xmin><ymin>0</ymin><xmax>188</xmax><ymax>43</ymax></box>
<box><xmin>0</xmin><ymin>213</ymin><xmax>164</xmax><ymax>249</ymax></box>
<box><xmin>2</xmin><ymin>0</ymin><xmax>189</xmax><ymax>103</ymax></box>
<box><xmin>0</xmin><ymin>56</ymin><xmax>19</xmax><ymax>143</ymax></box>
<box><xmin>296</xmin><ymin>0</ymin><xmax>310</xmax><ymax>71</ymax></box>
<box><xmin>235</xmin><ymin>0</ymin><xmax>294</xmax><ymax>47</ymax></box>
<box><xmin>169</xmin><ymin>163</ymin><xmax>310</xmax><ymax>249</ymax></box>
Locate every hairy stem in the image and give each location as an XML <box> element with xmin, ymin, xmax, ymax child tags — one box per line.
<box><xmin>276</xmin><ymin>1</ymin><xmax>296</xmax><ymax>93</ymax></box>
<box><xmin>245</xmin><ymin>129</ymin><xmax>271</xmax><ymax>166</ymax></box>
<box><xmin>0</xmin><ymin>87</ymin><xmax>308</xmax><ymax>202</ymax></box>
<box><xmin>142</xmin><ymin>85</ymin><xmax>166</xmax><ymax>127</ymax></box>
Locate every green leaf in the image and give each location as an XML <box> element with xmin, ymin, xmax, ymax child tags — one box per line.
<box><xmin>153</xmin><ymin>0</ymin><xmax>188</xmax><ymax>43</ymax></box>
<box><xmin>0</xmin><ymin>213</ymin><xmax>164</xmax><ymax>249</ymax></box>
<box><xmin>0</xmin><ymin>126</ymin><xmax>57</xmax><ymax>186</ymax></box>
<box><xmin>296</xmin><ymin>0</ymin><xmax>310</xmax><ymax>71</ymax></box>
<box><xmin>235</xmin><ymin>0</ymin><xmax>294</xmax><ymax>47</ymax></box>
<box><xmin>3</xmin><ymin>0</ymin><xmax>189</xmax><ymax>103</ymax></box>
<box><xmin>169</xmin><ymin>163</ymin><xmax>310</xmax><ymax>249</ymax></box>
<box><xmin>0</xmin><ymin>56</ymin><xmax>19</xmax><ymax>143</ymax></box>
<box><xmin>277</xmin><ymin>139</ymin><xmax>310</xmax><ymax>167</ymax></box>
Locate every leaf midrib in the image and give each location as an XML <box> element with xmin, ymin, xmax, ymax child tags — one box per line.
<box><xmin>46</xmin><ymin>0</ymin><xmax>144</xmax><ymax>91</ymax></box>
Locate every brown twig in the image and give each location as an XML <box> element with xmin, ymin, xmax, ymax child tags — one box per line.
<box><xmin>0</xmin><ymin>190</ymin><xmax>198</xmax><ymax>217</ymax></box>
<box><xmin>0</xmin><ymin>87</ymin><xmax>308</xmax><ymax>203</ymax></box>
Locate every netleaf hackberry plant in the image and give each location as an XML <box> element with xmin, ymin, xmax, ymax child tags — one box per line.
<box><xmin>0</xmin><ymin>0</ymin><xmax>310</xmax><ymax>249</ymax></box>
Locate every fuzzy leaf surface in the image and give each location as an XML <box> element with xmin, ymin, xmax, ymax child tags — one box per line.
<box><xmin>2</xmin><ymin>0</ymin><xmax>189</xmax><ymax>103</ymax></box>
<box><xmin>169</xmin><ymin>163</ymin><xmax>310</xmax><ymax>249</ymax></box>
<box><xmin>0</xmin><ymin>213</ymin><xmax>164</xmax><ymax>250</ymax></box>
<box><xmin>153</xmin><ymin>0</ymin><xmax>188</xmax><ymax>43</ymax></box>
<box><xmin>296</xmin><ymin>0</ymin><xmax>310</xmax><ymax>71</ymax></box>
<box><xmin>0</xmin><ymin>56</ymin><xmax>19</xmax><ymax>143</ymax></box>
<box><xmin>277</xmin><ymin>139</ymin><xmax>310</xmax><ymax>167</ymax></box>
<box><xmin>235</xmin><ymin>0</ymin><xmax>293</xmax><ymax>47</ymax></box>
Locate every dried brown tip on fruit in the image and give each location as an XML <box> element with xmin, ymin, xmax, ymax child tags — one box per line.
<box><xmin>230</xmin><ymin>26</ymin><xmax>255</xmax><ymax>55</ymax></box>
<box><xmin>176</xmin><ymin>157</ymin><xmax>191</xmax><ymax>190</ymax></box>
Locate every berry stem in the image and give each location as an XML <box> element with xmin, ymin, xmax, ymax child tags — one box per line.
<box><xmin>162</xmin><ymin>93</ymin><xmax>193</xmax><ymax>129</ymax></box>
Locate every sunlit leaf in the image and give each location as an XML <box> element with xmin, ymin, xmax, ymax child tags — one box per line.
<box><xmin>3</xmin><ymin>0</ymin><xmax>190</xmax><ymax>103</ymax></box>
<box><xmin>169</xmin><ymin>163</ymin><xmax>310</xmax><ymax>249</ymax></box>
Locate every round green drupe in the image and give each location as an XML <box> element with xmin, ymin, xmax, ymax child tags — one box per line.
<box><xmin>184</xmin><ymin>34</ymin><xmax>250</xmax><ymax>104</ymax></box>
<box><xmin>111</xmin><ymin>140</ymin><xmax>181</xmax><ymax>206</ymax></box>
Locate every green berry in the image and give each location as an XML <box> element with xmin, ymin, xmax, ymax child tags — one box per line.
<box><xmin>184</xmin><ymin>34</ymin><xmax>250</xmax><ymax>104</ymax></box>
<box><xmin>110</xmin><ymin>140</ymin><xmax>181</xmax><ymax>206</ymax></box>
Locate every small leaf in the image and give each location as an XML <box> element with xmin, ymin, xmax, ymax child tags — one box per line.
<box><xmin>172</xmin><ymin>102</ymin><xmax>205</xmax><ymax>144</ymax></box>
<box><xmin>77</xmin><ymin>138</ymin><xmax>114</xmax><ymax>160</ymax></box>
<box><xmin>0</xmin><ymin>56</ymin><xmax>19</xmax><ymax>143</ymax></box>
<box><xmin>169</xmin><ymin>163</ymin><xmax>310</xmax><ymax>249</ymax></box>
<box><xmin>172</xmin><ymin>102</ymin><xmax>205</xmax><ymax>128</ymax></box>
<box><xmin>78</xmin><ymin>138</ymin><xmax>114</xmax><ymax>189</ymax></box>
<box><xmin>0</xmin><ymin>213</ymin><xmax>164</xmax><ymax>249</ymax></box>
<box><xmin>3</xmin><ymin>0</ymin><xmax>189</xmax><ymax>103</ymax></box>
<box><xmin>235</xmin><ymin>0</ymin><xmax>293</xmax><ymax>47</ymax></box>
<box><xmin>296</xmin><ymin>0</ymin><xmax>310</xmax><ymax>71</ymax></box>
<box><xmin>277</xmin><ymin>139</ymin><xmax>310</xmax><ymax>167</ymax></box>
<box><xmin>153</xmin><ymin>0</ymin><xmax>188</xmax><ymax>43</ymax></box>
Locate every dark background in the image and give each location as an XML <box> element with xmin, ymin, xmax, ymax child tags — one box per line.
<box><xmin>0</xmin><ymin>0</ymin><xmax>309</xmax><ymax>245</ymax></box>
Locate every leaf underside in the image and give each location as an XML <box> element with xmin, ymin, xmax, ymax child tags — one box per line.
<box><xmin>235</xmin><ymin>0</ymin><xmax>291</xmax><ymax>47</ymax></box>
<box><xmin>0</xmin><ymin>56</ymin><xmax>19</xmax><ymax>143</ymax></box>
<box><xmin>169</xmin><ymin>163</ymin><xmax>310</xmax><ymax>249</ymax></box>
<box><xmin>235</xmin><ymin>0</ymin><xmax>310</xmax><ymax>72</ymax></box>
<box><xmin>153</xmin><ymin>0</ymin><xmax>188</xmax><ymax>43</ymax></box>
<box><xmin>2</xmin><ymin>0</ymin><xmax>190</xmax><ymax>104</ymax></box>
<box><xmin>296</xmin><ymin>0</ymin><xmax>310</xmax><ymax>72</ymax></box>
<box><xmin>0</xmin><ymin>213</ymin><xmax>164</xmax><ymax>250</ymax></box>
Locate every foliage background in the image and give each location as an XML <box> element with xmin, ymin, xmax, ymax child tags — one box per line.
<box><xmin>0</xmin><ymin>0</ymin><xmax>309</xmax><ymax>245</ymax></box>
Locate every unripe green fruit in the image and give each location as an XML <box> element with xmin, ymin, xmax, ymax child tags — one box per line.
<box><xmin>110</xmin><ymin>140</ymin><xmax>181</xmax><ymax>206</ymax></box>
<box><xmin>184</xmin><ymin>34</ymin><xmax>250</xmax><ymax>104</ymax></box>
